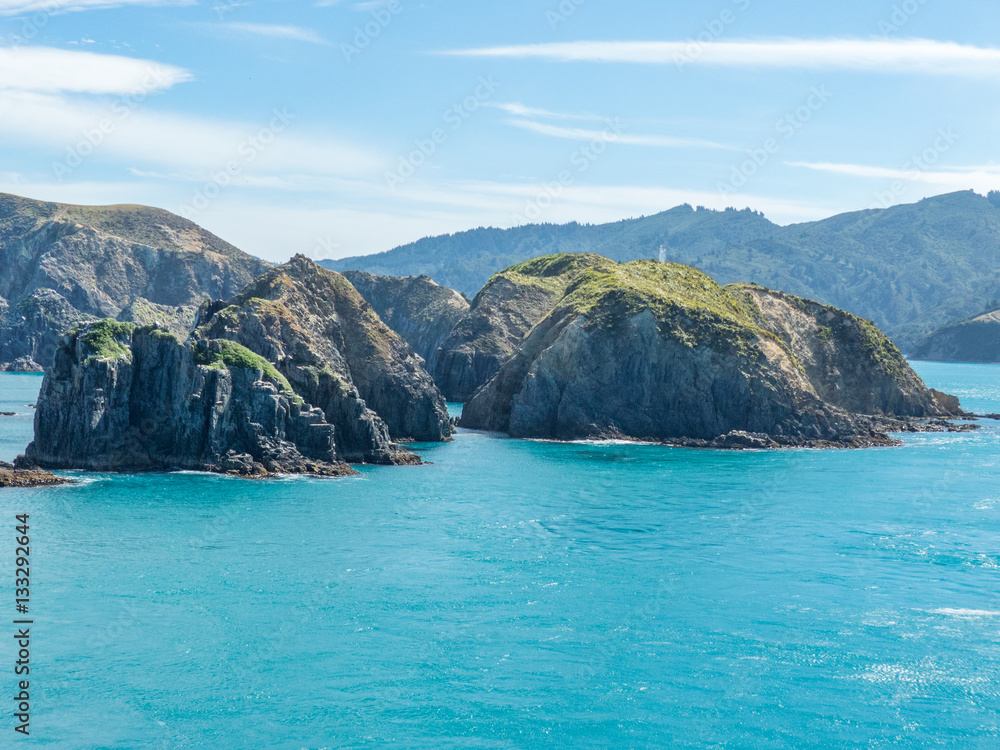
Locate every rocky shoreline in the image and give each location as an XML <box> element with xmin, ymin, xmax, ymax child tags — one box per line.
<box><xmin>461</xmin><ymin>416</ymin><xmax>981</xmax><ymax>451</ymax></box>
<box><xmin>0</xmin><ymin>462</ymin><xmax>73</xmax><ymax>488</ymax></box>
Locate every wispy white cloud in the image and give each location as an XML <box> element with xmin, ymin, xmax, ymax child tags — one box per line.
<box><xmin>0</xmin><ymin>46</ymin><xmax>191</xmax><ymax>94</ymax></box>
<box><xmin>0</xmin><ymin>0</ymin><xmax>192</xmax><ymax>16</ymax></box>
<box><xmin>350</xmin><ymin>0</ymin><xmax>394</xmax><ymax>10</ymax></box>
<box><xmin>482</xmin><ymin>102</ymin><xmax>602</xmax><ymax>121</ymax></box>
<box><xmin>313</xmin><ymin>0</ymin><xmax>385</xmax><ymax>8</ymax></box>
<box><xmin>442</xmin><ymin>38</ymin><xmax>1000</xmax><ymax>77</ymax></box>
<box><xmin>787</xmin><ymin>161</ymin><xmax>1000</xmax><ymax>191</ymax></box>
<box><xmin>0</xmin><ymin>90</ymin><xmax>383</xmax><ymax>176</ymax></box>
<box><xmin>507</xmin><ymin>119</ymin><xmax>734</xmax><ymax>150</ymax></box>
<box><xmin>216</xmin><ymin>22</ymin><xmax>330</xmax><ymax>45</ymax></box>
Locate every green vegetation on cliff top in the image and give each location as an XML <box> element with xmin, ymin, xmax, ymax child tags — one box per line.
<box><xmin>194</xmin><ymin>339</ymin><xmax>294</xmax><ymax>395</ymax></box>
<box><xmin>564</xmin><ymin>261</ymin><xmax>756</xmax><ymax>324</ymax></box>
<box><xmin>480</xmin><ymin>253</ymin><xmax>615</xmax><ymax>299</ymax></box>
<box><xmin>554</xmin><ymin>259</ymin><xmax>777</xmax><ymax>354</ymax></box>
<box><xmin>80</xmin><ymin>319</ymin><xmax>135</xmax><ymax>362</ymax></box>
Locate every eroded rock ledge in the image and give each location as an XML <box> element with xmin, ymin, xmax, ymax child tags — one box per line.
<box><xmin>0</xmin><ymin>462</ymin><xmax>73</xmax><ymax>488</ymax></box>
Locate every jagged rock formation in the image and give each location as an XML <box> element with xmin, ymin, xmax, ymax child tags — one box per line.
<box><xmin>461</xmin><ymin>256</ymin><xmax>962</xmax><ymax>447</ymax></box>
<box><xmin>433</xmin><ymin>254</ymin><xmax>614</xmax><ymax>401</ymax></box>
<box><xmin>196</xmin><ymin>256</ymin><xmax>453</xmax><ymax>444</ymax></box>
<box><xmin>19</xmin><ymin>257</ymin><xmax>455</xmax><ymax>476</ymax></box>
<box><xmin>909</xmin><ymin>307</ymin><xmax>1000</xmax><ymax>363</ymax></box>
<box><xmin>340</xmin><ymin>270</ymin><xmax>469</xmax><ymax>386</ymax></box>
<box><xmin>0</xmin><ymin>193</ymin><xmax>270</xmax><ymax>371</ymax></box>
<box><xmin>20</xmin><ymin>322</ymin><xmax>362</xmax><ymax>476</ymax></box>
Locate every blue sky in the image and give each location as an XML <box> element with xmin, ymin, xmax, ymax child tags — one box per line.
<box><xmin>1</xmin><ymin>0</ymin><xmax>999</xmax><ymax>263</ymax></box>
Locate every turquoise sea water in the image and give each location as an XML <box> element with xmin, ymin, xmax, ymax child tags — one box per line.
<box><xmin>0</xmin><ymin>363</ymin><xmax>999</xmax><ymax>748</ymax></box>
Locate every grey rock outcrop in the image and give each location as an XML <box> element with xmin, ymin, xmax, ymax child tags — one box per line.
<box><xmin>735</xmin><ymin>285</ymin><xmax>959</xmax><ymax>417</ymax></box>
<box><xmin>341</xmin><ymin>270</ymin><xmax>469</xmax><ymax>388</ymax></box>
<box><xmin>434</xmin><ymin>254</ymin><xmax>615</xmax><ymax>401</ymax></box>
<box><xmin>196</xmin><ymin>256</ymin><xmax>453</xmax><ymax>444</ymax></box>
<box><xmin>20</xmin><ymin>323</ymin><xmax>358</xmax><ymax>476</ymax></box>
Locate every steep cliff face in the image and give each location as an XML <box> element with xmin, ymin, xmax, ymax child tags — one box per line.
<box><xmin>196</xmin><ymin>256</ymin><xmax>453</xmax><ymax>444</ymax></box>
<box><xmin>435</xmin><ymin>254</ymin><xmax>615</xmax><ymax>401</ymax></box>
<box><xmin>20</xmin><ymin>322</ymin><xmax>360</xmax><ymax>476</ymax></box>
<box><xmin>909</xmin><ymin>308</ymin><xmax>1000</xmax><ymax>363</ymax></box>
<box><xmin>0</xmin><ymin>193</ymin><xmax>271</xmax><ymax>371</ymax></box>
<box><xmin>735</xmin><ymin>285</ymin><xmax>959</xmax><ymax>417</ymax></box>
<box><xmin>461</xmin><ymin>258</ymin><xmax>961</xmax><ymax>447</ymax></box>
<box><xmin>341</xmin><ymin>270</ymin><xmax>469</xmax><ymax>384</ymax></box>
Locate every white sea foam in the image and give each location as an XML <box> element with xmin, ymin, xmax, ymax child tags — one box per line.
<box><xmin>59</xmin><ymin>474</ymin><xmax>103</xmax><ymax>487</ymax></box>
<box><xmin>860</xmin><ymin>662</ymin><xmax>991</xmax><ymax>689</ymax></box>
<box><xmin>931</xmin><ymin>608</ymin><xmax>1000</xmax><ymax>617</ymax></box>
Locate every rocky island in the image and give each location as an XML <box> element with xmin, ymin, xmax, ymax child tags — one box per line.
<box><xmin>459</xmin><ymin>255</ymin><xmax>964</xmax><ymax>448</ymax></box>
<box><xmin>12</xmin><ymin>243</ymin><xmax>972</xmax><ymax>470</ymax></box>
<box><xmin>909</xmin><ymin>307</ymin><xmax>1000</xmax><ymax>363</ymax></box>
<box><xmin>17</xmin><ymin>257</ymin><xmax>452</xmax><ymax>477</ymax></box>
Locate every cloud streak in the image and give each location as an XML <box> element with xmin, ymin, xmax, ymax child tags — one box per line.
<box><xmin>788</xmin><ymin>161</ymin><xmax>1000</xmax><ymax>191</ymax></box>
<box><xmin>507</xmin><ymin>118</ymin><xmax>733</xmax><ymax>150</ymax></box>
<box><xmin>482</xmin><ymin>102</ymin><xmax>603</xmax><ymax>121</ymax></box>
<box><xmin>0</xmin><ymin>46</ymin><xmax>191</xmax><ymax>94</ymax></box>
<box><xmin>218</xmin><ymin>22</ymin><xmax>330</xmax><ymax>45</ymax></box>
<box><xmin>442</xmin><ymin>38</ymin><xmax>1000</xmax><ymax>77</ymax></box>
<box><xmin>0</xmin><ymin>0</ymin><xmax>192</xmax><ymax>16</ymax></box>
<box><xmin>0</xmin><ymin>90</ymin><xmax>383</xmax><ymax>177</ymax></box>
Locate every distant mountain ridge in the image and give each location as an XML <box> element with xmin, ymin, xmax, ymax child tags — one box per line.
<box><xmin>322</xmin><ymin>190</ymin><xmax>1000</xmax><ymax>351</ymax></box>
<box><xmin>0</xmin><ymin>192</ymin><xmax>271</xmax><ymax>371</ymax></box>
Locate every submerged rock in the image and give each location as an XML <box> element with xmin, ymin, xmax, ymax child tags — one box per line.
<box><xmin>461</xmin><ymin>256</ymin><xmax>962</xmax><ymax>447</ymax></box>
<box><xmin>0</xmin><ymin>461</ymin><xmax>72</xmax><ymax>488</ymax></box>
